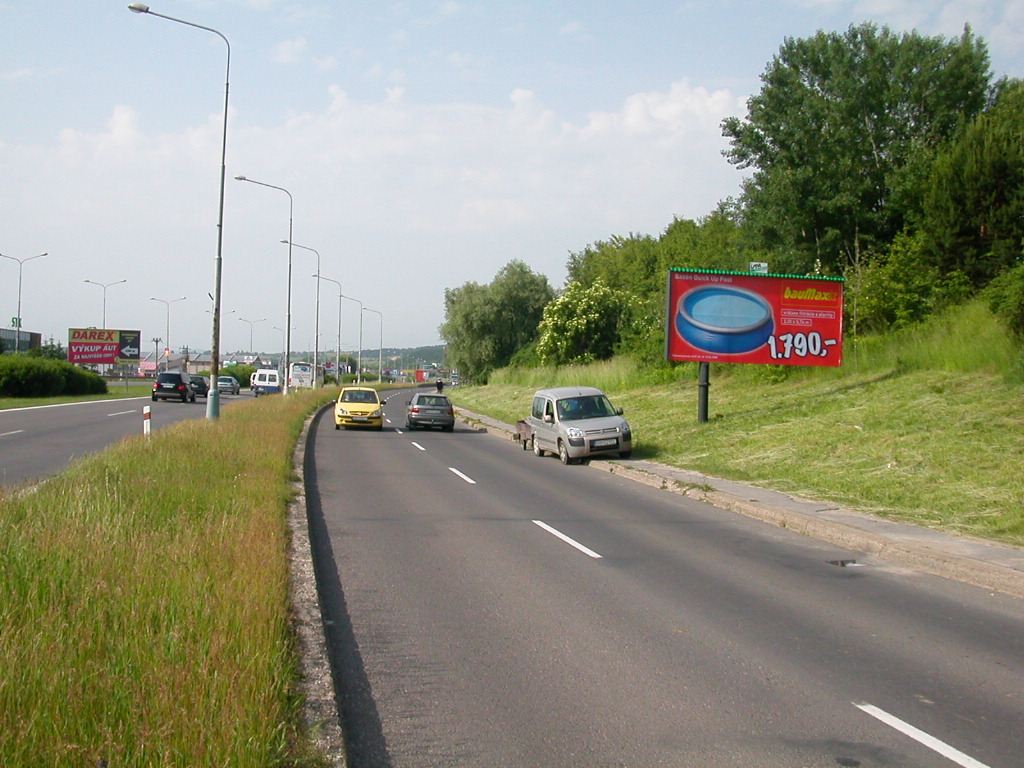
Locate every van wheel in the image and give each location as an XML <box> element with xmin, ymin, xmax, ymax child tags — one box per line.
<box><xmin>558</xmin><ymin>441</ymin><xmax>573</xmax><ymax>465</ymax></box>
<box><xmin>533</xmin><ymin>436</ymin><xmax>544</xmax><ymax>457</ymax></box>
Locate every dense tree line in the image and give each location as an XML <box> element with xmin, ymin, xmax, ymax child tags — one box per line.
<box><xmin>442</xmin><ymin>23</ymin><xmax>1024</xmax><ymax>380</ymax></box>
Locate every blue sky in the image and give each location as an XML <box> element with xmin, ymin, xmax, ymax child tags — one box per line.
<box><xmin>2</xmin><ymin>1</ymin><xmax>1022</xmax><ymax>355</ymax></box>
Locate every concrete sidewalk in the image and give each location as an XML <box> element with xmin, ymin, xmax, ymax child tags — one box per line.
<box><xmin>456</xmin><ymin>407</ymin><xmax>1024</xmax><ymax>600</ymax></box>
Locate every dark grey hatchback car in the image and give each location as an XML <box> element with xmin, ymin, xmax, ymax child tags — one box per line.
<box><xmin>405</xmin><ymin>392</ymin><xmax>455</xmax><ymax>431</ymax></box>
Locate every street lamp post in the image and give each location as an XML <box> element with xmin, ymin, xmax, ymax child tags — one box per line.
<box><xmin>341</xmin><ymin>295</ymin><xmax>363</xmax><ymax>383</ymax></box>
<box><xmin>363</xmin><ymin>307</ymin><xmax>383</xmax><ymax>383</ymax></box>
<box><xmin>84</xmin><ymin>279</ymin><xmax>127</xmax><ymax>329</ymax></box>
<box><xmin>150</xmin><ymin>295</ymin><xmax>185</xmax><ymax>372</ymax></box>
<box><xmin>128</xmin><ymin>2</ymin><xmax>231</xmax><ymax>420</ymax></box>
<box><xmin>238</xmin><ymin>315</ymin><xmax>266</xmax><ymax>358</ymax></box>
<box><xmin>283</xmin><ymin>240</ymin><xmax>320</xmax><ymax>386</ymax></box>
<box><xmin>315</xmin><ymin>274</ymin><xmax>343</xmax><ymax>383</ymax></box>
<box><xmin>235</xmin><ymin>176</ymin><xmax>293</xmax><ymax>393</ymax></box>
<box><xmin>0</xmin><ymin>251</ymin><xmax>46</xmax><ymax>353</ymax></box>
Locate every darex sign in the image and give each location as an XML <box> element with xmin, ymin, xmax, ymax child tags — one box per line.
<box><xmin>68</xmin><ymin>328</ymin><xmax>142</xmax><ymax>366</ymax></box>
<box><xmin>666</xmin><ymin>270</ymin><xmax>844</xmax><ymax>367</ymax></box>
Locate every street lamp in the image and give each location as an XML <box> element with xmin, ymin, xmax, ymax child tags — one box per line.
<box><xmin>283</xmin><ymin>240</ymin><xmax>320</xmax><ymax>385</ymax></box>
<box><xmin>0</xmin><ymin>251</ymin><xmax>46</xmax><ymax>353</ymax></box>
<box><xmin>84</xmin><ymin>279</ymin><xmax>127</xmax><ymax>328</ymax></box>
<box><xmin>235</xmin><ymin>175</ymin><xmax>293</xmax><ymax>393</ymax></box>
<box><xmin>239</xmin><ymin>316</ymin><xmax>265</xmax><ymax>357</ymax></box>
<box><xmin>150</xmin><ymin>295</ymin><xmax>186</xmax><ymax>372</ymax></box>
<box><xmin>315</xmin><ymin>274</ymin><xmax>343</xmax><ymax>383</ymax></box>
<box><xmin>128</xmin><ymin>2</ymin><xmax>230</xmax><ymax>420</ymax></box>
<box><xmin>363</xmin><ymin>307</ymin><xmax>383</xmax><ymax>384</ymax></box>
<box><xmin>341</xmin><ymin>294</ymin><xmax>363</xmax><ymax>383</ymax></box>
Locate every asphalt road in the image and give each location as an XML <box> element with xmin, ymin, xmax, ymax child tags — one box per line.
<box><xmin>0</xmin><ymin>392</ymin><xmax>241</xmax><ymax>486</ymax></box>
<box><xmin>307</xmin><ymin>387</ymin><xmax>1024</xmax><ymax>768</ymax></box>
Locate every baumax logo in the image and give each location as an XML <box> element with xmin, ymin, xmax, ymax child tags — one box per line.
<box><xmin>783</xmin><ymin>286</ymin><xmax>838</xmax><ymax>302</ymax></box>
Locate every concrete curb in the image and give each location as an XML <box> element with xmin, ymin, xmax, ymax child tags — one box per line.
<box><xmin>455</xmin><ymin>407</ymin><xmax>1024</xmax><ymax>600</ymax></box>
<box><xmin>290</xmin><ymin>407</ymin><xmax>347</xmax><ymax>766</ymax></box>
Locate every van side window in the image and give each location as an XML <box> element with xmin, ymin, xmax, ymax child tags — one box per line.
<box><xmin>544</xmin><ymin>400</ymin><xmax>554</xmax><ymax>419</ymax></box>
<box><xmin>532</xmin><ymin>396</ymin><xmax>544</xmax><ymax>419</ymax></box>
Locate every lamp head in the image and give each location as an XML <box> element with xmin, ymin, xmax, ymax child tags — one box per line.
<box><xmin>234</xmin><ymin>175</ymin><xmax>247</xmax><ymax>181</ymax></box>
<box><xmin>127</xmin><ymin>3</ymin><xmax>150</xmax><ymax>13</ymax></box>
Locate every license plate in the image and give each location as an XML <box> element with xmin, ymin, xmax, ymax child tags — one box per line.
<box><xmin>353</xmin><ymin>416</ymin><xmax>368</xmax><ymax>422</ymax></box>
<box><xmin>425</xmin><ymin>409</ymin><xmax>440</xmax><ymax>414</ymax></box>
<box><xmin>592</xmin><ymin>438</ymin><xmax>617</xmax><ymax>448</ymax></box>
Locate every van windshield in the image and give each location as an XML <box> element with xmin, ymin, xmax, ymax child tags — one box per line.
<box><xmin>556</xmin><ymin>395</ymin><xmax>616</xmax><ymax>420</ymax></box>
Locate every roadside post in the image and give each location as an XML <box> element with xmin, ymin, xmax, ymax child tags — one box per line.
<box><xmin>143</xmin><ymin>405</ymin><xmax>151</xmax><ymax>437</ymax></box>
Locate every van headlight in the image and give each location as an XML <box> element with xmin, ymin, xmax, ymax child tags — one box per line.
<box><xmin>566</xmin><ymin>427</ymin><xmax>584</xmax><ymax>439</ymax></box>
<box><xmin>621</xmin><ymin>423</ymin><xmax>632</xmax><ymax>439</ymax></box>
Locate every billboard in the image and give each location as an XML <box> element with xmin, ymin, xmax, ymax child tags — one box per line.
<box><xmin>68</xmin><ymin>328</ymin><xmax>142</xmax><ymax>366</ymax></box>
<box><xmin>666</xmin><ymin>270</ymin><xmax>844</xmax><ymax>367</ymax></box>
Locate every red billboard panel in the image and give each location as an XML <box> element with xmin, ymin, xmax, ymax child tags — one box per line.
<box><xmin>666</xmin><ymin>270</ymin><xmax>844</xmax><ymax>367</ymax></box>
<box><xmin>68</xmin><ymin>328</ymin><xmax>142</xmax><ymax>366</ymax></box>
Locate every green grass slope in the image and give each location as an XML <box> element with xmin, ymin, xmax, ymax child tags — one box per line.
<box><xmin>450</xmin><ymin>301</ymin><xmax>1024</xmax><ymax>547</ymax></box>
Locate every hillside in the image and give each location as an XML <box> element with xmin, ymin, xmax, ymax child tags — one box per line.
<box><xmin>449</xmin><ymin>300</ymin><xmax>1024</xmax><ymax>547</ymax></box>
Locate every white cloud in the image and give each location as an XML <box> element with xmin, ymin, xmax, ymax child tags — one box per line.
<box><xmin>274</xmin><ymin>37</ymin><xmax>308</xmax><ymax>64</ymax></box>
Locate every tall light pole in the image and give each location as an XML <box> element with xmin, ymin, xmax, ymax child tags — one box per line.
<box><xmin>239</xmin><ymin>316</ymin><xmax>265</xmax><ymax>357</ymax></box>
<box><xmin>84</xmin><ymin>279</ymin><xmax>127</xmax><ymax>329</ymax></box>
<box><xmin>235</xmin><ymin>175</ymin><xmax>293</xmax><ymax>393</ymax></box>
<box><xmin>283</xmin><ymin>240</ymin><xmax>320</xmax><ymax>385</ymax></box>
<box><xmin>315</xmin><ymin>274</ymin><xmax>342</xmax><ymax>383</ymax></box>
<box><xmin>128</xmin><ymin>3</ymin><xmax>231</xmax><ymax>420</ymax></box>
<box><xmin>341</xmin><ymin>295</ymin><xmax>363</xmax><ymax>383</ymax></box>
<box><xmin>150</xmin><ymin>295</ymin><xmax>185</xmax><ymax>372</ymax></box>
<box><xmin>0</xmin><ymin>251</ymin><xmax>46</xmax><ymax>353</ymax></box>
<box><xmin>363</xmin><ymin>307</ymin><xmax>383</xmax><ymax>384</ymax></box>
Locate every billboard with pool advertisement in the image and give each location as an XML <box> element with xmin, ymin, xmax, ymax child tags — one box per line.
<box><xmin>665</xmin><ymin>270</ymin><xmax>844</xmax><ymax>367</ymax></box>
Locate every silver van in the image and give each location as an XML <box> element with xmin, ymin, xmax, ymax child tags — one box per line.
<box><xmin>527</xmin><ymin>386</ymin><xmax>632</xmax><ymax>464</ymax></box>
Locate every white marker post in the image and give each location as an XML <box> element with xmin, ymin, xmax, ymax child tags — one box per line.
<box><xmin>143</xmin><ymin>405</ymin><xmax>151</xmax><ymax>437</ymax></box>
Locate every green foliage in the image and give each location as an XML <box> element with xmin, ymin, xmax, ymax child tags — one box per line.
<box><xmin>440</xmin><ymin>260</ymin><xmax>554</xmax><ymax>381</ymax></box>
<box><xmin>536</xmin><ymin>278</ymin><xmax>631</xmax><ymax>365</ymax></box>
<box><xmin>723</xmin><ymin>22</ymin><xmax>992</xmax><ymax>274</ymax></box>
<box><xmin>26</xmin><ymin>338</ymin><xmax>67</xmax><ymax>360</ymax></box>
<box><xmin>921</xmin><ymin>80</ymin><xmax>1024</xmax><ymax>287</ymax></box>
<box><xmin>0</xmin><ymin>356</ymin><xmax>106</xmax><ymax>397</ymax></box>
<box><xmin>985</xmin><ymin>261</ymin><xmax>1024</xmax><ymax>338</ymax></box>
<box><xmin>849</xmin><ymin>229</ymin><xmax>940</xmax><ymax>332</ymax></box>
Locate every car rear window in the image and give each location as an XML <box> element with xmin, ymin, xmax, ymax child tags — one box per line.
<box><xmin>419</xmin><ymin>396</ymin><xmax>449</xmax><ymax>406</ymax></box>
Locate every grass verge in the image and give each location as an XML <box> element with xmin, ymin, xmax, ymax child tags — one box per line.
<box><xmin>0</xmin><ymin>388</ymin><xmax>337</xmax><ymax>767</ymax></box>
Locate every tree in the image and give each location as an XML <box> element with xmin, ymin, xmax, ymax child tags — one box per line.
<box><xmin>440</xmin><ymin>260</ymin><xmax>553</xmax><ymax>380</ymax></box>
<box><xmin>921</xmin><ymin>80</ymin><xmax>1024</xmax><ymax>287</ymax></box>
<box><xmin>722</xmin><ymin>23</ymin><xmax>992</xmax><ymax>275</ymax></box>
<box><xmin>535</xmin><ymin>279</ymin><xmax>631</xmax><ymax>366</ymax></box>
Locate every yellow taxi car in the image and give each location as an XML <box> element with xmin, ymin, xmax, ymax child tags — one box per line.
<box><xmin>334</xmin><ymin>387</ymin><xmax>384</xmax><ymax>430</ymax></box>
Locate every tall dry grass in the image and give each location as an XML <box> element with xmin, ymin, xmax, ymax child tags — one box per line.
<box><xmin>0</xmin><ymin>389</ymin><xmax>335</xmax><ymax>767</ymax></box>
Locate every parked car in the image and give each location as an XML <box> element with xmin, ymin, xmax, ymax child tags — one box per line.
<box><xmin>152</xmin><ymin>371</ymin><xmax>196</xmax><ymax>403</ymax></box>
<box><xmin>334</xmin><ymin>387</ymin><xmax>384</xmax><ymax>430</ymax></box>
<box><xmin>190</xmin><ymin>375</ymin><xmax>210</xmax><ymax>398</ymax></box>
<box><xmin>217</xmin><ymin>375</ymin><xmax>240</xmax><ymax>395</ymax></box>
<box><xmin>526</xmin><ymin>386</ymin><xmax>632</xmax><ymax>464</ymax></box>
<box><xmin>405</xmin><ymin>392</ymin><xmax>455</xmax><ymax>431</ymax></box>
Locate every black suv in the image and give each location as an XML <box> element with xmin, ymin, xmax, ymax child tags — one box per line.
<box><xmin>152</xmin><ymin>371</ymin><xmax>196</xmax><ymax>402</ymax></box>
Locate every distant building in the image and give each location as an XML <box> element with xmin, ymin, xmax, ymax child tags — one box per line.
<box><xmin>1</xmin><ymin>328</ymin><xmax>42</xmax><ymax>354</ymax></box>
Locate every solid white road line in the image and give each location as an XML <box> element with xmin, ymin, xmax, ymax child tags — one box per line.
<box><xmin>411</xmin><ymin>442</ymin><xmax>426</xmax><ymax>451</ymax></box>
<box><xmin>107</xmin><ymin>410</ymin><xmax>136</xmax><ymax>417</ymax></box>
<box><xmin>854</xmin><ymin>702</ymin><xmax>990</xmax><ymax>768</ymax></box>
<box><xmin>532</xmin><ymin>520</ymin><xmax>603</xmax><ymax>559</ymax></box>
<box><xmin>448</xmin><ymin>467</ymin><xmax>476</xmax><ymax>484</ymax></box>
<box><xmin>1</xmin><ymin>430</ymin><xmax>25</xmax><ymax>437</ymax></box>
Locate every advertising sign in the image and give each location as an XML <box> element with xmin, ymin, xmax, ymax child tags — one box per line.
<box><xmin>68</xmin><ymin>328</ymin><xmax>142</xmax><ymax>365</ymax></box>
<box><xmin>666</xmin><ymin>270</ymin><xmax>844</xmax><ymax>367</ymax></box>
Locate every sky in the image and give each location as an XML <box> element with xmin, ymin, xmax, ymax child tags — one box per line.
<box><xmin>2</xmin><ymin>1</ymin><xmax>1022</xmax><ymax>358</ymax></box>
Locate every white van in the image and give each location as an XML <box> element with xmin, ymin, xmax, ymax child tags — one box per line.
<box><xmin>527</xmin><ymin>386</ymin><xmax>632</xmax><ymax>464</ymax></box>
<box><xmin>252</xmin><ymin>368</ymin><xmax>282</xmax><ymax>397</ymax></box>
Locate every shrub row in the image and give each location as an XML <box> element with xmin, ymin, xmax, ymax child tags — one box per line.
<box><xmin>0</xmin><ymin>356</ymin><xmax>107</xmax><ymax>397</ymax></box>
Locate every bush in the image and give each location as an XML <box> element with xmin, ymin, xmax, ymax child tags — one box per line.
<box><xmin>0</xmin><ymin>356</ymin><xmax>107</xmax><ymax>397</ymax></box>
<box><xmin>986</xmin><ymin>260</ymin><xmax>1024</xmax><ymax>338</ymax></box>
